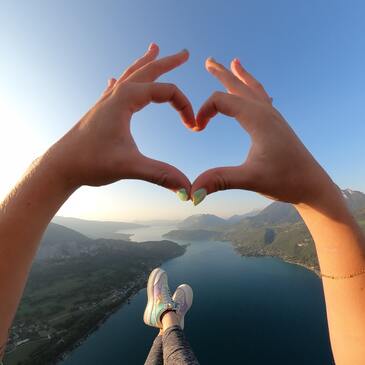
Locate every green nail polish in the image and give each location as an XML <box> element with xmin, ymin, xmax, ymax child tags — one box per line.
<box><xmin>176</xmin><ymin>188</ymin><xmax>189</xmax><ymax>202</ymax></box>
<box><xmin>192</xmin><ymin>188</ymin><xmax>207</xmax><ymax>206</ymax></box>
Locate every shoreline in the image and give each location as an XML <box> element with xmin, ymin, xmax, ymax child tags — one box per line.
<box><xmin>56</xmin><ymin>247</ymin><xmax>187</xmax><ymax>364</ymax></box>
<box><xmin>57</xmin><ymin>282</ymin><xmax>145</xmax><ymax>364</ymax></box>
<box><xmin>229</xmin><ymin>241</ymin><xmax>321</xmax><ymax>278</ymax></box>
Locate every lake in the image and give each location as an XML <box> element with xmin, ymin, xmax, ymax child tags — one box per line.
<box><xmin>61</xmin><ymin>226</ymin><xmax>334</xmax><ymax>364</ymax></box>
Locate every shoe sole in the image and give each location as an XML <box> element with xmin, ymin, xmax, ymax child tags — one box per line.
<box><xmin>143</xmin><ymin>268</ymin><xmax>165</xmax><ymax>327</ymax></box>
<box><xmin>173</xmin><ymin>284</ymin><xmax>193</xmax><ymax>329</ymax></box>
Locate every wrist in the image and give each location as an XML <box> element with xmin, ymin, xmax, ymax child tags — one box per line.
<box><xmin>36</xmin><ymin>147</ymin><xmax>81</xmax><ymax>195</ymax></box>
<box><xmin>295</xmin><ymin>179</ymin><xmax>352</xmax><ymax>222</ymax></box>
<box><xmin>40</xmin><ymin>140</ymin><xmax>83</xmax><ymax>193</ymax></box>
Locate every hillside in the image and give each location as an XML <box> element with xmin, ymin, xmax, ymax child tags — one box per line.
<box><xmin>36</xmin><ymin>223</ymin><xmax>91</xmax><ymax>261</ymax></box>
<box><xmin>164</xmin><ymin>189</ymin><xmax>365</xmax><ymax>272</ymax></box>
<box><xmin>225</xmin><ymin>188</ymin><xmax>365</xmax><ymax>271</ymax></box>
<box><xmin>6</xmin><ymin>223</ymin><xmax>185</xmax><ymax>365</ymax></box>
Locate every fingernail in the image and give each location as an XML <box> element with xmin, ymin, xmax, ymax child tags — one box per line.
<box><xmin>107</xmin><ymin>79</ymin><xmax>112</xmax><ymax>87</ymax></box>
<box><xmin>207</xmin><ymin>56</ymin><xmax>216</xmax><ymax>63</ymax></box>
<box><xmin>148</xmin><ymin>42</ymin><xmax>157</xmax><ymax>50</ymax></box>
<box><xmin>233</xmin><ymin>58</ymin><xmax>240</xmax><ymax>64</ymax></box>
<box><xmin>181</xmin><ymin>48</ymin><xmax>189</xmax><ymax>54</ymax></box>
<box><xmin>176</xmin><ymin>188</ymin><xmax>189</xmax><ymax>202</ymax></box>
<box><xmin>192</xmin><ymin>188</ymin><xmax>207</xmax><ymax>206</ymax></box>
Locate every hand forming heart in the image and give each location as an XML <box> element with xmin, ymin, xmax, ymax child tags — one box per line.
<box><xmin>48</xmin><ymin>43</ymin><xmax>333</xmax><ymax>208</ymax></box>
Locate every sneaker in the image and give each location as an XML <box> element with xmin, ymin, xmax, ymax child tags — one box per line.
<box><xmin>143</xmin><ymin>268</ymin><xmax>176</xmax><ymax>328</ymax></box>
<box><xmin>172</xmin><ymin>284</ymin><xmax>193</xmax><ymax>330</ymax></box>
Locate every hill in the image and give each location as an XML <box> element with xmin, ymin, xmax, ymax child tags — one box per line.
<box><xmin>178</xmin><ymin>214</ymin><xmax>227</xmax><ymax>230</ymax></box>
<box><xmin>7</xmin><ymin>223</ymin><xmax>185</xmax><ymax>365</ymax></box>
<box><xmin>225</xmin><ymin>188</ymin><xmax>365</xmax><ymax>271</ymax></box>
<box><xmin>163</xmin><ymin>188</ymin><xmax>365</xmax><ymax>272</ymax></box>
<box><xmin>36</xmin><ymin>223</ymin><xmax>91</xmax><ymax>261</ymax></box>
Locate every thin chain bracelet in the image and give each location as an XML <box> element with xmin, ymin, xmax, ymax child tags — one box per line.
<box><xmin>321</xmin><ymin>267</ymin><xmax>365</xmax><ymax>280</ymax></box>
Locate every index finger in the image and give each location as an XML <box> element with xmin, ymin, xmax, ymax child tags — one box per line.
<box><xmin>127</xmin><ymin>82</ymin><xmax>196</xmax><ymax>129</ymax></box>
<box><xmin>205</xmin><ymin>57</ymin><xmax>251</xmax><ymax>97</ymax></box>
<box><xmin>119</xmin><ymin>43</ymin><xmax>160</xmax><ymax>82</ymax></box>
<box><xmin>127</xmin><ymin>49</ymin><xmax>189</xmax><ymax>83</ymax></box>
<box><xmin>148</xmin><ymin>83</ymin><xmax>196</xmax><ymax>129</ymax></box>
<box><xmin>195</xmin><ymin>91</ymin><xmax>246</xmax><ymax>131</ymax></box>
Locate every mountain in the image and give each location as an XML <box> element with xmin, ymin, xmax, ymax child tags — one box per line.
<box><xmin>52</xmin><ymin>216</ymin><xmax>147</xmax><ymax>240</ymax></box>
<box><xmin>178</xmin><ymin>214</ymin><xmax>227</xmax><ymax>230</ymax></box>
<box><xmin>341</xmin><ymin>188</ymin><xmax>365</xmax><ymax>212</ymax></box>
<box><xmin>246</xmin><ymin>202</ymin><xmax>301</xmax><ymax>226</ymax></box>
<box><xmin>241</xmin><ymin>188</ymin><xmax>365</xmax><ymax>228</ymax></box>
<box><xmin>225</xmin><ymin>188</ymin><xmax>365</xmax><ymax>271</ymax></box>
<box><xmin>227</xmin><ymin>210</ymin><xmax>261</xmax><ymax>224</ymax></box>
<box><xmin>36</xmin><ymin>223</ymin><xmax>91</xmax><ymax>261</ymax></box>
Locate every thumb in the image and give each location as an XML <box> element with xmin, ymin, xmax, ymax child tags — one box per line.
<box><xmin>101</xmin><ymin>78</ymin><xmax>117</xmax><ymax>97</ymax></box>
<box><xmin>133</xmin><ymin>155</ymin><xmax>191</xmax><ymax>202</ymax></box>
<box><xmin>191</xmin><ymin>165</ymin><xmax>251</xmax><ymax>206</ymax></box>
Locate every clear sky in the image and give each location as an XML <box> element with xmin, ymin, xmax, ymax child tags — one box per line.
<box><xmin>1</xmin><ymin>0</ymin><xmax>365</xmax><ymax>222</ymax></box>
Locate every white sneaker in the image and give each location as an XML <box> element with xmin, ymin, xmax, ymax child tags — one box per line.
<box><xmin>172</xmin><ymin>284</ymin><xmax>193</xmax><ymax>330</ymax></box>
<box><xmin>143</xmin><ymin>268</ymin><xmax>176</xmax><ymax>328</ymax></box>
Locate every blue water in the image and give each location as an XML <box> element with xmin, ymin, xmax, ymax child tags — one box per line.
<box><xmin>62</xmin><ymin>226</ymin><xmax>334</xmax><ymax>364</ymax></box>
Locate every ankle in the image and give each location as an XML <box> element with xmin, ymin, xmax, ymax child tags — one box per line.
<box><xmin>161</xmin><ymin>310</ymin><xmax>180</xmax><ymax>331</ymax></box>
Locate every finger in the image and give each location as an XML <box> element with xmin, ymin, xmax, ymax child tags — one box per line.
<box><xmin>102</xmin><ymin>78</ymin><xmax>117</xmax><ymax>95</ymax></box>
<box><xmin>190</xmin><ymin>165</ymin><xmax>253</xmax><ymax>205</ymax></box>
<box><xmin>230</xmin><ymin>58</ymin><xmax>271</xmax><ymax>102</ymax></box>
<box><xmin>127</xmin><ymin>49</ymin><xmax>189</xmax><ymax>83</ymax></box>
<box><xmin>119</xmin><ymin>43</ymin><xmax>160</xmax><ymax>82</ymax></box>
<box><xmin>128</xmin><ymin>82</ymin><xmax>196</xmax><ymax>129</ymax></box>
<box><xmin>133</xmin><ymin>155</ymin><xmax>191</xmax><ymax>198</ymax></box>
<box><xmin>205</xmin><ymin>57</ymin><xmax>251</xmax><ymax>97</ymax></box>
<box><xmin>195</xmin><ymin>91</ymin><xmax>248</xmax><ymax>131</ymax></box>
<box><xmin>98</xmin><ymin>78</ymin><xmax>117</xmax><ymax>102</ymax></box>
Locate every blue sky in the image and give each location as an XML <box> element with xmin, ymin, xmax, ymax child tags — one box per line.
<box><xmin>1</xmin><ymin>0</ymin><xmax>365</xmax><ymax>221</ymax></box>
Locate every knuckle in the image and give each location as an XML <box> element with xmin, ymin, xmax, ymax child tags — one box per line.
<box><xmin>213</xmin><ymin>170</ymin><xmax>229</xmax><ymax>191</ymax></box>
<box><xmin>156</xmin><ymin>171</ymin><xmax>169</xmax><ymax>187</ymax></box>
<box><xmin>212</xmin><ymin>90</ymin><xmax>224</xmax><ymax>99</ymax></box>
<box><xmin>165</xmin><ymin>82</ymin><xmax>176</xmax><ymax>90</ymax></box>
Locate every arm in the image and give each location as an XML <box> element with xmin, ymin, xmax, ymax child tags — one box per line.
<box><xmin>0</xmin><ymin>44</ymin><xmax>194</xmax><ymax>356</ymax></box>
<box><xmin>191</xmin><ymin>57</ymin><xmax>365</xmax><ymax>365</ymax></box>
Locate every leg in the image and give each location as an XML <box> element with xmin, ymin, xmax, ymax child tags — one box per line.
<box><xmin>143</xmin><ymin>268</ymin><xmax>198</xmax><ymax>364</ymax></box>
<box><xmin>144</xmin><ymin>330</ymin><xmax>163</xmax><ymax>365</ymax></box>
<box><xmin>161</xmin><ymin>311</ymin><xmax>199</xmax><ymax>365</ymax></box>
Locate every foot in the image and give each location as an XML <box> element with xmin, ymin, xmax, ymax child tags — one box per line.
<box><xmin>172</xmin><ymin>284</ymin><xmax>193</xmax><ymax>330</ymax></box>
<box><xmin>143</xmin><ymin>268</ymin><xmax>176</xmax><ymax>328</ymax></box>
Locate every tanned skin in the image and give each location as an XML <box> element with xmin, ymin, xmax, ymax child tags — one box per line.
<box><xmin>1</xmin><ymin>47</ymin><xmax>364</xmax><ymax>364</ymax></box>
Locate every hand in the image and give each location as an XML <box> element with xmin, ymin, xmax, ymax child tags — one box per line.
<box><xmin>44</xmin><ymin>44</ymin><xmax>194</xmax><ymax>199</ymax></box>
<box><xmin>191</xmin><ymin>57</ymin><xmax>335</xmax><ymax>206</ymax></box>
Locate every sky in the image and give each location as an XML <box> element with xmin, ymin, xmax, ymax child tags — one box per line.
<box><xmin>1</xmin><ymin>0</ymin><xmax>365</xmax><ymax>222</ymax></box>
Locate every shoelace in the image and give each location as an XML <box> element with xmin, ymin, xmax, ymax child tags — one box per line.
<box><xmin>161</xmin><ymin>284</ymin><xmax>176</xmax><ymax>309</ymax></box>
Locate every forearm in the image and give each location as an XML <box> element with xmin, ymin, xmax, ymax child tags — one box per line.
<box><xmin>295</xmin><ymin>183</ymin><xmax>365</xmax><ymax>365</ymax></box>
<box><xmin>0</xmin><ymin>151</ymin><xmax>77</xmax><ymax>351</ymax></box>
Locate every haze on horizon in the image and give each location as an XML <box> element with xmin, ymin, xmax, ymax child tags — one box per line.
<box><xmin>1</xmin><ymin>1</ymin><xmax>365</xmax><ymax>221</ymax></box>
